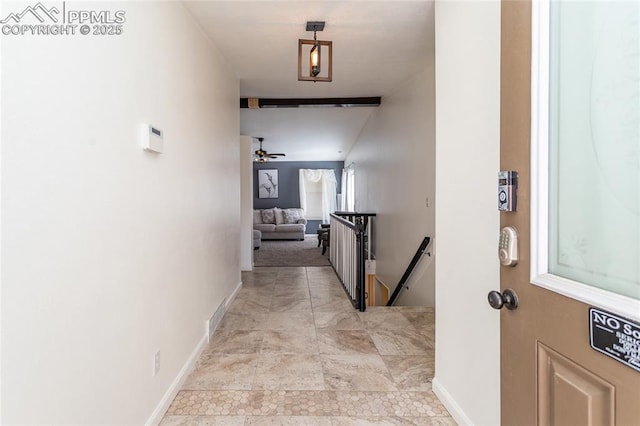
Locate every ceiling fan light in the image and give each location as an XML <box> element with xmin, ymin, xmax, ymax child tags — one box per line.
<box><xmin>253</xmin><ymin>137</ymin><xmax>284</xmax><ymax>163</ymax></box>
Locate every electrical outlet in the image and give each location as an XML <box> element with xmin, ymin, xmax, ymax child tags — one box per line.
<box><xmin>153</xmin><ymin>350</ymin><xmax>160</xmax><ymax>376</ymax></box>
<box><xmin>425</xmin><ymin>197</ymin><xmax>431</xmax><ymax>207</ymax></box>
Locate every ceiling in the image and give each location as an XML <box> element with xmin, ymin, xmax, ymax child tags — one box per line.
<box><xmin>183</xmin><ymin>1</ymin><xmax>435</xmax><ymax>161</ymax></box>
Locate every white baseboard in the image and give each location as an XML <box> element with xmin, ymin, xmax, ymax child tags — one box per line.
<box><xmin>432</xmin><ymin>377</ymin><xmax>473</xmax><ymax>426</ymax></box>
<box><xmin>146</xmin><ymin>281</ymin><xmax>242</xmax><ymax>425</ymax></box>
<box><xmin>145</xmin><ymin>335</ymin><xmax>207</xmax><ymax>426</ymax></box>
<box><xmin>226</xmin><ymin>281</ymin><xmax>242</xmax><ymax>309</ymax></box>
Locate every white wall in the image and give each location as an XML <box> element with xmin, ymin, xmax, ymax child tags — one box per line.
<box><xmin>240</xmin><ymin>135</ymin><xmax>254</xmax><ymax>271</ymax></box>
<box><xmin>432</xmin><ymin>1</ymin><xmax>501</xmax><ymax>425</ymax></box>
<box><xmin>0</xmin><ymin>2</ymin><xmax>4</xmax><ymax>418</ymax></box>
<box><xmin>345</xmin><ymin>61</ymin><xmax>436</xmax><ymax>306</ymax></box>
<box><xmin>1</xmin><ymin>2</ymin><xmax>240</xmax><ymax>424</ymax></box>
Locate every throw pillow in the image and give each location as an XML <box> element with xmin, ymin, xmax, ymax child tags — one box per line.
<box><xmin>253</xmin><ymin>210</ymin><xmax>263</xmax><ymax>224</ymax></box>
<box><xmin>261</xmin><ymin>208</ymin><xmax>276</xmax><ymax>224</ymax></box>
<box><xmin>283</xmin><ymin>208</ymin><xmax>300</xmax><ymax>224</ymax></box>
<box><xmin>274</xmin><ymin>207</ymin><xmax>285</xmax><ymax>225</ymax></box>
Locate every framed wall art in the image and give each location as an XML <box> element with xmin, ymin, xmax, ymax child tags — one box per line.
<box><xmin>258</xmin><ymin>169</ymin><xmax>278</xmax><ymax>199</ymax></box>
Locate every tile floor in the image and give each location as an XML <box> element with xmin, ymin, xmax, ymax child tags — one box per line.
<box><xmin>161</xmin><ymin>266</ymin><xmax>454</xmax><ymax>426</ymax></box>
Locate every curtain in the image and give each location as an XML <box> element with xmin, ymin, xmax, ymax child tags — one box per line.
<box><xmin>341</xmin><ymin>164</ymin><xmax>355</xmax><ymax>212</ymax></box>
<box><xmin>340</xmin><ymin>168</ymin><xmax>347</xmax><ymax>211</ymax></box>
<box><xmin>299</xmin><ymin>169</ymin><xmax>337</xmax><ymax>223</ymax></box>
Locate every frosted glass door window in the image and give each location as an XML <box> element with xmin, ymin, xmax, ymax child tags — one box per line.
<box><xmin>549</xmin><ymin>1</ymin><xmax>640</xmax><ymax>300</ymax></box>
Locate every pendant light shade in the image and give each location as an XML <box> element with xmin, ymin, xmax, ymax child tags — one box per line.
<box><xmin>298</xmin><ymin>21</ymin><xmax>332</xmax><ymax>82</ymax></box>
<box><xmin>309</xmin><ymin>44</ymin><xmax>320</xmax><ymax>77</ymax></box>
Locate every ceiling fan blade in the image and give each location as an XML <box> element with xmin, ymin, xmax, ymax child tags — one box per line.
<box><xmin>252</xmin><ymin>137</ymin><xmax>285</xmax><ymax>159</ymax></box>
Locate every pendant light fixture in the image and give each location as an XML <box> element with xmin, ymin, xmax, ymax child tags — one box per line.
<box><xmin>298</xmin><ymin>21</ymin><xmax>332</xmax><ymax>82</ymax></box>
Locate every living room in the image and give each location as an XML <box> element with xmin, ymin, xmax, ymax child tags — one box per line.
<box><xmin>250</xmin><ymin>159</ymin><xmax>342</xmax><ymax>267</ymax></box>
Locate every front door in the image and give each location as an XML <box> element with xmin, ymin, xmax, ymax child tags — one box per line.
<box><xmin>500</xmin><ymin>1</ymin><xmax>640</xmax><ymax>424</ymax></box>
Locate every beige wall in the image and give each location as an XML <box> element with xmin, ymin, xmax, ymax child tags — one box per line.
<box><xmin>433</xmin><ymin>0</ymin><xmax>501</xmax><ymax>424</ymax></box>
<box><xmin>345</xmin><ymin>60</ymin><xmax>436</xmax><ymax>306</ymax></box>
<box><xmin>1</xmin><ymin>2</ymin><xmax>240</xmax><ymax>423</ymax></box>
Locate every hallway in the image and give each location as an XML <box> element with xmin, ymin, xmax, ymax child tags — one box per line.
<box><xmin>161</xmin><ymin>267</ymin><xmax>452</xmax><ymax>425</ymax></box>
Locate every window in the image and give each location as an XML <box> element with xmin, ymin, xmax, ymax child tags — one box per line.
<box><xmin>299</xmin><ymin>169</ymin><xmax>337</xmax><ymax>223</ymax></box>
<box><xmin>303</xmin><ymin>178</ymin><xmax>323</xmax><ymax>220</ymax></box>
<box><xmin>341</xmin><ymin>164</ymin><xmax>355</xmax><ymax>212</ymax></box>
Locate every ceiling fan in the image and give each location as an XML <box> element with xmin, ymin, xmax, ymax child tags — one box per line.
<box><xmin>254</xmin><ymin>137</ymin><xmax>286</xmax><ymax>162</ymax></box>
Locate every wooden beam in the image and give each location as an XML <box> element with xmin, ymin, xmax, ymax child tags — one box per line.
<box><xmin>240</xmin><ymin>97</ymin><xmax>381</xmax><ymax>109</ymax></box>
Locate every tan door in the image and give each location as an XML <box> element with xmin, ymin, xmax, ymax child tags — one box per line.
<box><xmin>500</xmin><ymin>1</ymin><xmax>640</xmax><ymax>424</ymax></box>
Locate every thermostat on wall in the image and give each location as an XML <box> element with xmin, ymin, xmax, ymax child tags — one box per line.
<box><xmin>142</xmin><ymin>124</ymin><xmax>163</xmax><ymax>153</ymax></box>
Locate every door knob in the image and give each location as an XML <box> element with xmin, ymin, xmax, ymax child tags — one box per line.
<box><xmin>488</xmin><ymin>289</ymin><xmax>519</xmax><ymax>310</ymax></box>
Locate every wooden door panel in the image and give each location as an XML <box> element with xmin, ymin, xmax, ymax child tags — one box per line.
<box><xmin>538</xmin><ymin>342</ymin><xmax>615</xmax><ymax>426</ymax></box>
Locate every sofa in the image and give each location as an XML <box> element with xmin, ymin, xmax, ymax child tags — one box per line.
<box><xmin>253</xmin><ymin>207</ymin><xmax>307</xmax><ymax>240</ymax></box>
<box><xmin>253</xmin><ymin>230</ymin><xmax>262</xmax><ymax>249</ymax></box>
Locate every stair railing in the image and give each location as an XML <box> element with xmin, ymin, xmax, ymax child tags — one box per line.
<box><xmin>386</xmin><ymin>236</ymin><xmax>432</xmax><ymax>306</ymax></box>
<box><xmin>329</xmin><ymin>212</ymin><xmax>376</xmax><ymax>311</ymax></box>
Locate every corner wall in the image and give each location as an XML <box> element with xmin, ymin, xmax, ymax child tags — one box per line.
<box><xmin>1</xmin><ymin>2</ymin><xmax>240</xmax><ymax>423</ymax></box>
<box><xmin>433</xmin><ymin>1</ymin><xmax>501</xmax><ymax>424</ymax></box>
<box><xmin>240</xmin><ymin>136</ymin><xmax>254</xmax><ymax>270</ymax></box>
<box><xmin>344</xmin><ymin>62</ymin><xmax>436</xmax><ymax>306</ymax></box>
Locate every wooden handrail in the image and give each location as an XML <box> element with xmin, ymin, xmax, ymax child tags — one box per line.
<box><xmin>329</xmin><ymin>213</ymin><xmax>358</xmax><ymax>230</ymax></box>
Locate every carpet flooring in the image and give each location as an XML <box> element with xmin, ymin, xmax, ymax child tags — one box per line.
<box><xmin>254</xmin><ymin>235</ymin><xmax>330</xmax><ymax>267</ymax></box>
